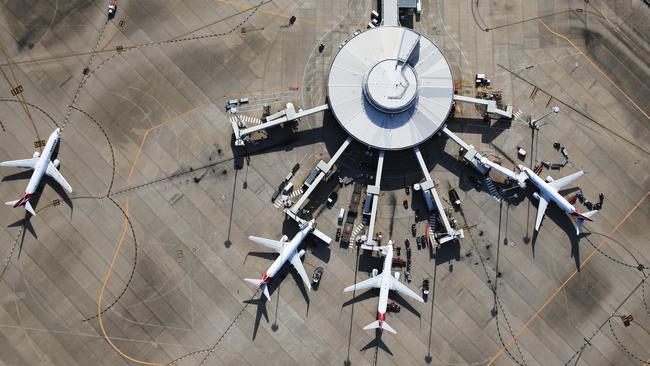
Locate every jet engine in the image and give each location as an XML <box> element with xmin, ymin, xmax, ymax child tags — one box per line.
<box><xmin>394</xmin><ymin>272</ymin><xmax>400</xmax><ymax>281</ymax></box>
<box><xmin>53</xmin><ymin>159</ymin><xmax>60</xmax><ymax>168</ymax></box>
<box><xmin>532</xmin><ymin>192</ymin><xmax>540</xmax><ymax>200</ymax></box>
<box><xmin>371</xmin><ymin>268</ymin><xmax>378</xmax><ymax>277</ymax></box>
<box><xmin>33</xmin><ymin>151</ymin><xmax>40</xmax><ymax>158</ymax></box>
<box><xmin>298</xmin><ymin>249</ymin><xmax>305</xmax><ymax>258</ymax></box>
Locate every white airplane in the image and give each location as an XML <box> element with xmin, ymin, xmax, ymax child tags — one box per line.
<box><xmin>343</xmin><ymin>243</ymin><xmax>423</xmax><ymax>334</ymax></box>
<box><xmin>518</xmin><ymin>165</ymin><xmax>597</xmax><ymax>235</ymax></box>
<box><xmin>244</xmin><ymin>219</ymin><xmax>326</xmax><ymax>301</ymax></box>
<box><xmin>0</xmin><ymin>128</ymin><xmax>72</xmax><ymax>215</ymax></box>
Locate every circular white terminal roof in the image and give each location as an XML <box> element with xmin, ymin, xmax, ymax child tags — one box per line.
<box><xmin>327</xmin><ymin>26</ymin><xmax>454</xmax><ymax>150</ymax></box>
<box><xmin>364</xmin><ymin>60</ymin><xmax>418</xmax><ymax>113</ymax></box>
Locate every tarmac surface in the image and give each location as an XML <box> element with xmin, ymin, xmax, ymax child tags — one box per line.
<box><xmin>0</xmin><ymin>0</ymin><xmax>648</xmax><ymax>365</ymax></box>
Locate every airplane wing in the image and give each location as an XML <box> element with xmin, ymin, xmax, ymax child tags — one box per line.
<box><xmin>248</xmin><ymin>236</ymin><xmax>283</xmax><ymax>253</ymax></box>
<box><xmin>343</xmin><ymin>276</ymin><xmax>380</xmax><ymax>293</ymax></box>
<box><xmin>534</xmin><ymin>194</ymin><xmax>549</xmax><ymax>231</ymax></box>
<box><xmin>46</xmin><ymin>162</ymin><xmax>73</xmax><ymax>193</ymax></box>
<box><xmin>289</xmin><ymin>254</ymin><xmax>311</xmax><ymax>290</ymax></box>
<box><xmin>388</xmin><ymin>276</ymin><xmax>424</xmax><ymax>303</ymax></box>
<box><xmin>0</xmin><ymin>158</ymin><xmax>37</xmax><ymax>169</ymax></box>
<box><xmin>549</xmin><ymin>171</ymin><xmax>584</xmax><ymax>191</ymax></box>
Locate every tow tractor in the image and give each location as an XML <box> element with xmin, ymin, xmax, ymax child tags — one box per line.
<box><xmin>312</xmin><ymin>267</ymin><xmax>324</xmax><ymax>289</ymax></box>
<box><xmin>108</xmin><ymin>2</ymin><xmax>117</xmax><ymax>19</ymax></box>
<box><xmin>421</xmin><ymin>279</ymin><xmax>430</xmax><ymax>301</ymax></box>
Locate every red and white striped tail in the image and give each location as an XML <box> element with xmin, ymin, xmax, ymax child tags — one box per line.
<box><xmin>5</xmin><ymin>193</ymin><xmax>35</xmax><ymax>215</ymax></box>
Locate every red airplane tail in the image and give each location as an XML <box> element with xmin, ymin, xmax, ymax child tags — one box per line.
<box><xmin>5</xmin><ymin>193</ymin><xmax>35</xmax><ymax>215</ymax></box>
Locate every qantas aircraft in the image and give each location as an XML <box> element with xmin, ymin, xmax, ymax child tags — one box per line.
<box><xmin>0</xmin><ymin>128</ymin><xmax>72</xmax><ymax>215</ymax></box>
<box><xmin>518</xmin><ymin>165</ymin><xmax>597</xmax><ymax>235</ymax></box>
<box><xmin>244</xmin><ymin>219</ymin><xmax>327</xmax><ymax>301</ymax></box>
<box><xmin>344</xmin><ymin>243</ymin><xmax>423</xmax><ymax>334</ymax></box>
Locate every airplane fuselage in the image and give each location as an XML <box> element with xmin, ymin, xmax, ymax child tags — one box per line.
<box><xmin>376</xmin><ymin>245</ymin><xmax>394</xmax><ymax>320</ymax></box>
<box><xmin>523</xmin><ymin>167</ymin><xmax>577</xmax><ymax>215</ymax></box>
<box><xmin>25</xmin><ymin>129</ymin><xmax>60</xmax><ymax>197</ymax></box>
<box><xmin>263</xmin><ymin>221</ymin><xmax>313</xmax><ymax>282</ymax></box>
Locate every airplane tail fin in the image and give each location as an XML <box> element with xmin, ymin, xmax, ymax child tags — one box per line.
<box><xmin>363</xmin><ymin>320</ymin><xmax>396</xmax><ymax>334</ymax></box>
<box><xmin>244</xmin><ymin>278</ymin><xmax>260</xmax><ymax>287</ymax></box>
<box><xmin>244</xmin><ymin>278</ymin><xmax>271</xmax><ymax>301</ymax></box>
<box><xmin>575</xmin><ymin>210</ymin><xmax>597</xmax><ymax>235</ymax></box>
<box><xmin>24</xmin><ymin>201</ymin><xmax>35</xmax><ymax>216</ymax></box>
<box><xmin>261</xmin><ymin>284</ymin><xmax>271</xmax><ymax>301</ymax></box>
<box><xmin>5</xmin><ymin>194</ymin><xmax>35</xmax><ymax>215</ymax></box>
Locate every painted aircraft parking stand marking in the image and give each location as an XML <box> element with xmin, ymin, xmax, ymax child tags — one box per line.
<box><xmin>536</xmin><ymin>18</ymin><xmax>650</xmax><ymax>121</ymax></box>
<box><xmin>95</xmin><ymin>84</ymin><xmax>302</xmax><ymax>365</ymax></box>
<box><xmin>488</xmin><ymin>192</ymin><xmax>650</xmax><ymax>365</ymax></box>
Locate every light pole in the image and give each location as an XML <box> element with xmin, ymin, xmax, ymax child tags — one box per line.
<box><xmin>528</xmin><ymin>105</ymin><xmax>560</xmax><ymax>129</ymax></box>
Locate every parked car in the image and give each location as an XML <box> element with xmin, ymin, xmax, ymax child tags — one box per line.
<box><xmin>420</xmin><ymin>235</ymin><xmax>427</xmax><ymax>249</ymax></box>
<box><xmin>403</xmin><ymin>199</ymin><xmax>409</xmax><ymax>209</ymax></box>
<box><xmin>411</xmin><ymin>224</ymin><xmax>417</xmax><ymax>237</ymax></box>
<box><xmin>404</xmin><ymin>239</ymin><xmax>410</xmax><ymax>248</ymax></box>
<box><xmin>335</xmin><ymin>228</ymin><xmax>341</xmax><ymax>242</ymax></box>
<box><xmin>416</xmin><ymin>236</ymin><xmax>422</xmax><ymax>250</ymax></box>
<box><xmin>405</xmin><ymin>186</ymin><xmax>410</xmax><ymax>195</ymax></box>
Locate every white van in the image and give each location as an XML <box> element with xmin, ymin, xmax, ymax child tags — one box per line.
<box><xmin>337</xmin><ymin>208</ymin><xmax>345</xmax><ymax>225</ymax></box>
<box><xmin>283</xmin><ymin>182</ymin><xmax>294</xmax><ymax>194</ymax></box>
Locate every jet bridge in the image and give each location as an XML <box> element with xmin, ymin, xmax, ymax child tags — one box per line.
<box><xmin>231</xmin><ymin>103</ymin><xmax>329</xmax><ymax>146</ymax></box>
<box><xmin>364</xmin><ymin>150</ymin><xmax>385</xmax><ymax>246</ymax></box>
<box><xmin>289</xmin><ymin>137</ymin><xmax>352</xmax><ymax>214</ymax></box>
<box><xmin>453</xmin><ymin>94</ymin><xmax>513</xmax><ymax>120</ymax></box>
<box><xmin>442</xmin><ymin>127</ymin><xmax>525</xmax><ymax>186</ymax></box>
<box><xmin>381</xmin><ymin>0</ymin><xmax>399</xmax><ymax>26</ymax></box>
<box><xmin>413</xmin><ymin>146</ymin><xmax>463</xmax><ymax>244</ymax></box>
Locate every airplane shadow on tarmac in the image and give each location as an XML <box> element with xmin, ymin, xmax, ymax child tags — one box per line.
<box><xmin>243</xmin><ymin>251</ymin><xmax>312</xmax><ymax>340</ymax></box>
<box><xmin>527</xmin><ymin>191</ymin><xmax>585</xmax><ymax>271</ymax></box>
<box><xmin>243</xmin><ymin>297</ymin><xmax>269</xmax><ymax>341</ymax></box>
<box><xmin>341</xmin><ymin>288</ymin><xmax>421</xmax><ymax>319</ymax></box>
<box><xmin>5</xmin><ymin>169</ymin><xmax>73</xmax><ymax>259</ymax></box>
<box><xmin>360</xmin><ymin>329</ymin><xmax>393</xmax><ymax>356</ymax></box>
